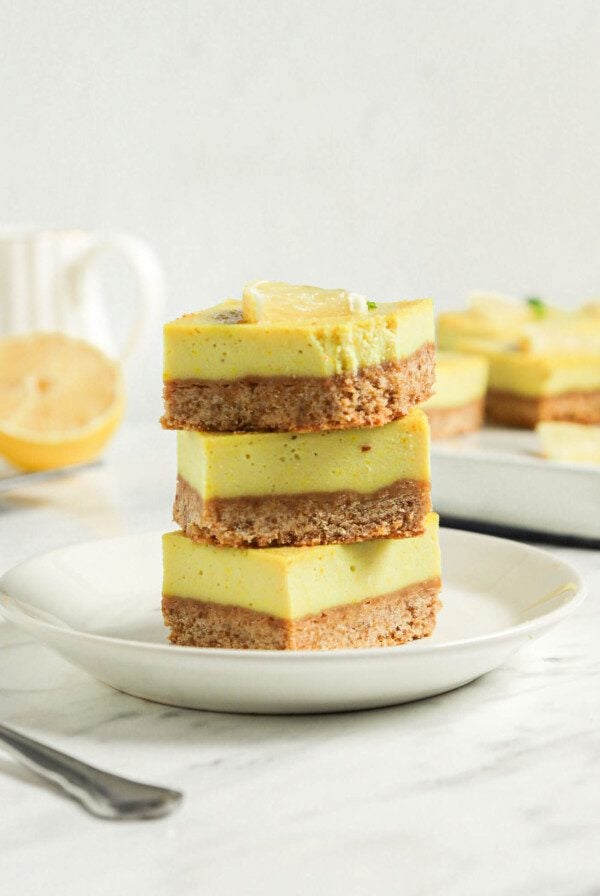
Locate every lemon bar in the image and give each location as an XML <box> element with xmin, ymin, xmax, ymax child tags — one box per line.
<box><xmin>162</xmin><ymin>513</ymin><xmax>442</xmax><ymax>650</ymax></box>
<box><xmin>162</xmin><ymin>299</ymin><xmax>435</xmax><ymax>432</ymax></box>
<box><xmin>437</xmin><ymin>294</ymin><xmax>600</xmax><ymax>428</ymax></box>
<box><xmin>174</xmin><ymin>409</ymin><xmax>431</xmax><ymax>547</ymax></box>
<box><xmin>485</xmin><ymin>352</ymin><xmax>600</xmax><ymax>428</ymax></box>
<box><xmin>423</xmin><ymin>352</ymin><xmax>488</xmax><ymax>439</ymax></box>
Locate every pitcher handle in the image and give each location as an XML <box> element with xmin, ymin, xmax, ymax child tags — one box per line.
<box><xmin>69</xmin><ymin>234</ymin><xmax>164</xmax><ymax>362</ymax></box>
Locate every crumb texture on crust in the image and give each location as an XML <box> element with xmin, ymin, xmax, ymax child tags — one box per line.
<box><xmin>174</xmin><ymin>475</ymin><xmax>431</xmax><ymax>547</ymax></box>
<box><xmin>161</xmin><ymin>343</ymin><xmax>435</xmax><ymax>432</ymax></box>
<box><xmin>486</xmin><ymin>389</ymin><xmax>600</xmax><ymax>428</ymax></box>
<box><xmin>425</xmin><ymin>398</ymin><xmax>485</xmax><ymax>440</ymax></box>
<box><xmin>162</xmin><ymin>577</ymin><xmax>442</xmax><ymax>650</ymax></box>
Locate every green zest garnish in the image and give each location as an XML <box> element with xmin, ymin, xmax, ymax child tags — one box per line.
<box><xmin>367</xmin><ymin>300</ymin><xmax>377</xmax><ymax>310</ymax></box>
<box><xmin>526</xmin><ymin>296</ymin><xmax>547</xmax><ymax>319</ymax></box>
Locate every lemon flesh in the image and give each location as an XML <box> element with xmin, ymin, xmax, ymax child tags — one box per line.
<box><xmin>242</xmin><ymin>280</ymin><xmax>368</xmax><ymax>323</ymax></box>
<box><xmin>0</xmin><ymin>332</ymin><xmax>124</xmax><ymax>471</ymax></box>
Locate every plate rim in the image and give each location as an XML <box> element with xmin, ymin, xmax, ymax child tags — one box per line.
<box><xmin>0</xmin><ymin>526</ymin><xmax>587</xmax><ymax>661</ymax></box>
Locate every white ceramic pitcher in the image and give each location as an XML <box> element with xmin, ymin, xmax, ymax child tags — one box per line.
<box><xmin>0</xmin><ymin>228</ymin><xmax>164</xmax><ymax>361</ymax></box>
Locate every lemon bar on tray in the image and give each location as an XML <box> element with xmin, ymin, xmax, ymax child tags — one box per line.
<box><xmin>422</xmin><ymin>351</ymin><xmax>488</xmax><ymax>439</ymax></box>
<box><xmin>437</xmin><ymin>294</ymin><xmax>600</xmax><ymax>428</ymax></box>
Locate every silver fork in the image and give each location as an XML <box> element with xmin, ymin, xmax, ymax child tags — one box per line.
<box><xmin>0</xmin><ymin>723</ymin><xmax>183</xmax><ymax>819</ymax></box>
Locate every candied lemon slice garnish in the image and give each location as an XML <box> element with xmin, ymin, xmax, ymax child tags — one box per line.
<box><xmin>468</xmin><ymin>290</ymin><xmax>532</xmax><ymax>323</ymax></box>
<box><xmin>242</xmin><ymin>280</ymin><xmax>368</xmax><ymax>323</ymax></box>
<box><xmin>520</xmin><ymin>319</ymin><xmax>600</xmax><ymax>353</ymax></box>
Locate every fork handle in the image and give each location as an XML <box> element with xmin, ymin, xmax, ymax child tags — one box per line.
<box><xmin>0</xmin><ymin>723</ymin><xmax>182</xmax><ymax>819</ymax></box>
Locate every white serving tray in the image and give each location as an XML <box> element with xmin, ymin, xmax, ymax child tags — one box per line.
<box><xmin>431</xmin><ymin>426</ymin><xmax>600</xmax><ymax>542</ymax></box>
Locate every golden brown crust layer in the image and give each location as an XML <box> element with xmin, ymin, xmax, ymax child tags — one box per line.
<box><xmin>174</xmin><ymin>475</ymin><xmax>431</xmax><ymax>547</ymax></box>
<box><xmin>424</xmin><ymin>398</ymin><xmax>485</xmax><ymax>439</ymax></box>
<box><xmin>162</xmin><ymin>577</ymin><xmax>442</xmax><ymax>650</ymax></box>
<box><xmin>161</xmin><ymin>343</ymin><xmax>435</xmax><ymax>432</ymax></box>
<box><xmin>486</xmin><ymin>389</ymin><xmax>600</xmax><ymax>428</ymax></box>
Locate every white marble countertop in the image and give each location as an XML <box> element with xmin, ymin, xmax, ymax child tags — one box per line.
<box><xmin>1</xmin><ymin>423</ymin><xmax>599</xmax><ymax>896</ymax></box>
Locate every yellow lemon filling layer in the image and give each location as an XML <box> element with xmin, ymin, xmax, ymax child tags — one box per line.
<box><xmin>163</xmin><ymin>513</ymin><xmax>441</xmax><ymax>620</ymax></box>
<box><xmin>423</xmin><ymin>351</ymin><xmax>489</xmax><ymax>410</ymax></box>
<box><xmin>177</xmin><ymin>408</ymin><xmax>430</xmax><ymax>500</ymax></box>
<box><xmin>164</xmin><ymin>299</ymin><xmax>434</xmax><ymax>381</ymax></box>
<box><xmin>488</xmin><ymin>352</ymin><xmax>600</xmax><ymax>397</ymax></box>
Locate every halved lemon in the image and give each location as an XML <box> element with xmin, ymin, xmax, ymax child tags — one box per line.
<box><xmin>242</xmin><ymin>280</ymin><xmax>368</xmax><ymax>323</ymax></box>
<box><xmin>0</xmin><ymin>332</ymin><xmax>124</xmax><ymax>471</ymax></box>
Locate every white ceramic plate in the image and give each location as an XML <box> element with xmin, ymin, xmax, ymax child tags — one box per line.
<box><xmin>0</xmin><ymin>529</ymin><xmax>585</xmax><ymax>714</ymax></box>
<box><xmin>432</xmin><ymin>426</ymin><xmax>600</xmax><ymax>541</ymax></box>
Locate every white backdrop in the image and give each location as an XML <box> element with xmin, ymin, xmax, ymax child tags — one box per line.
<box><xmin>0</xmin><ymin>0</ymin><xmax>598</xmax><ymax>414</ymax></box>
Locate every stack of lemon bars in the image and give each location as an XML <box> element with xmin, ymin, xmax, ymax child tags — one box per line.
<box><xmin>161</xmin><ymin>282</ymin><xmax>442</xmax><ymax>650</ymax></box>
